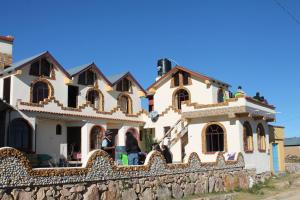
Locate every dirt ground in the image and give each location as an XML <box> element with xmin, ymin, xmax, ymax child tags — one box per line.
<box><xmin>191</xmin><ymin>172</ymin><xmax>300</xmax><ymax>200</ymax></box>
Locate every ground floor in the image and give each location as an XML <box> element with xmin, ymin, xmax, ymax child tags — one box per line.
<box><xmin>143</xmin><ymin>112</ymin><xmax>272</xmax><ymax>173</ymax></box>
<box><xmin>0</xmin><ymin>108</ymin><xmax>144</xmax><ymax>166</ymax></box>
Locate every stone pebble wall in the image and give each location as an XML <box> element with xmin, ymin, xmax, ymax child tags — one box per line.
<box><xmin>0</xmin><ymin>170</ymin><xmax>271</xmax><ymax>200</ymax></box>
<box><xmin>0</xmin><ymin>147</ymin><xmax>271</xmax><ymax>200</ymax></box>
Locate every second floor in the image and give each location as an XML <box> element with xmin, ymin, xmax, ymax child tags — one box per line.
<box><xmin>147</xmin><ymin>66</ymin><xmax>231</xmax><ymax>113</ymax></box>
<box><xmin>0</xmin><ymin>51</ymin><xmax>146</xmax><ymax>117</ymax></box>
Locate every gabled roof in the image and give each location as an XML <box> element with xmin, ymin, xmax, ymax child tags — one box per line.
<box><xmin>285</xmin><ymin>137</ymin><xmax>300</xmax><ymax>146</ymax></box>
<box><xmin>1</xmin><ymin>51</ymin><xmax>70</xmax><ymax>78</ymax></box>
<box><xmin>147</xmin><ymin>66</ymin><xmax>230</xmax><ymax>91</ymax></box>
<box><xmin>107</xmin><ymin>72</ymin><xmax>128</xmax><ymax>84</ymax></box>
<box><xmin>67</xmin><ymin>63</ymin><xmax>112</xmax><ymax>86</ymax></box>
<box><xmin>107</xmin><ymin>71</ymin><xmax>146</xmax><ymax>94</ymax></box>
<box><xmin>67</xmin><ymin>63</ymin><xmax>93</xmax><ymax>76</ymax></box>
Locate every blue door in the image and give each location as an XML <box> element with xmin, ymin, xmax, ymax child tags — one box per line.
<box><xmin>272</xmin><ymin>143</ymin><xmax>279</xmax><ymax>173</ymax></box>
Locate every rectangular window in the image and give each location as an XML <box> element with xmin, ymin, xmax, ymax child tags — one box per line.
<box><xmin>173</xmin><ymin>72</ymin><xmax>180</xmax><ymax>87</ymax></box>
<box><xmin>29</xmin><ymin>61</ymin><xmax>40</xmax><ymax>76</ymax></box>
<box><xmin>87</xmin><ymin>70</ymin><xmax>95</xmax><ymax>85</ymax></box>
<box><xmin>116</xmin><ymin>79</ymin><xmax>131</xmax><ymax>92</ymax></box>
<box><xmin>182</xmin><ymin>72</ymin><xmax>190</xmax><ymax>85</ymax></box>
<box><xmin>68</xmin><ymin>85</ymin><xmax>79</xmax><ymax>108</ymax></box>
<box><xmin>3</xmin><ymin>77</ymin><xmax>11</xmax><ymax>104</ymax></box>
<box><xmin>41</xmin><ymin>59</ymin><xmax>51</xmax><ymax>77</ymax></box>
<box><xmin>78</xmin><ymin>72</ymin><xmax>86</xmax><ymax>85</ymax></box>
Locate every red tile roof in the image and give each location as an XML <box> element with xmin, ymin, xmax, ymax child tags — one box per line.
<box><xmin>0</xmin><ymin>35</ymin><xmax>14</xmax><ymax>43</ymax></box>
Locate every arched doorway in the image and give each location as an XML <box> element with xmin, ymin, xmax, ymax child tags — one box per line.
<box><xmin>8</xmin><ymin>118</ymin><xmax>33</xmax><ymax>152</ymax></box>
<box><xmin>90</xmin><ymin>125</ymin><xmax>105</xmax><ymax>150</ymax></box>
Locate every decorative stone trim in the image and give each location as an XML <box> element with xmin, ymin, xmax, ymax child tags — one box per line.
<box><xmin>20</xmin><ymin>96</ymin><xmax>143</xmax><ymax>119</ymax></box>
<box><xmin>201</xmin><ymin>122</ymin><xmax>228</xmax><ymax>154</ymax></box>
<box><xmin>0</xmin><ymin>147</ymin><xmax>245</xmax><ymax>188</ymax></box>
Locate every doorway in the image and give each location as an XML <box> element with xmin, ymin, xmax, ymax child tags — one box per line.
<box><xmin>67</xmin><ymin>127</ymin><xmax>81</xmax><ymax>161</ymax></box>
<box><xmin>68</xmin><ymin>85</ymin><xmax>78</xmax><ymax>108</ymax></box>
<box><xmin>272</xmin><ymin>143</ymin><xmax>279</xmax><ymax>173</ymax></box>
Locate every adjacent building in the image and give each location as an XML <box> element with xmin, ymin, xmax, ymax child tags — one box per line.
<box><xmin>0</xmin><ymin>35</ymin><xmax>281</xmax><ymax>173</ymax></box>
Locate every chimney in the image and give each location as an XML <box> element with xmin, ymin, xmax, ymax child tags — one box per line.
<box><xmin>0</xmin><ymin>35</ymin><xmax>14</xmax><ymax>71</ymax></box>
<box><xmin>156</xmin><ymin>58</ymin><xmax>172</xmax><ymax>81</ymax></box>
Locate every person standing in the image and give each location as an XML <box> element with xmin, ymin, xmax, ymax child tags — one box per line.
<box><xmin>161</xmin><ymin>145</ymin><xmax>172</xmax><ymax>164</ymax></box>
<box><xmin>125</xmin><ymin>131</ymin><xmax>140</xmax><ymax>165</ymax></box>
<box><xmin>102</xmin><ymin>131</ymin><xmax>115</xmax><ymax>159</ymax></box>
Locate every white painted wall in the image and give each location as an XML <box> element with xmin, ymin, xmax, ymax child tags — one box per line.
<box><xmin>10</xmin><ymin>62</ymin><xmax>69</xmax><ymax>106</ymax></box>
<box><xmin>36</xmin><ymin>119</ymin><xmax>67</xmax><ymax>162</ymax></box>
<box><xmin>186</xmin><ymin>116</ymin><xmax>241</xmax><ymax>162</ymax></box>
<box><xmin>153</xmin><ymin>75</ymin><xmax>228</xmax><ymax>113</ymax></box>
<box><xmin>239</xmin><ymin>119</ymin><xmax>270</xmax><ymax>173</ymax></box>
<box><xmin>0</xmin><ymin>40</ymin><xmax>13</xmax><ymax>55</ymax></box>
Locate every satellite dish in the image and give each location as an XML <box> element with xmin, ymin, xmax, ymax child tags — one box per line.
<box><xmin>149</xmin><ymin>110</ymin><xmax>159</xmax><ymax>122</ymax></box>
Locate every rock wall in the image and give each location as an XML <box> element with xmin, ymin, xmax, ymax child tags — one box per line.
<box><xmin>0</xmin><ymin>147</ymin><xmax>270</xmax><ymax>199</ymax></box>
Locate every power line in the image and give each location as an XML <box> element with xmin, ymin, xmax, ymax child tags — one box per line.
<box><xmin>272</xmin><ymin>0</ymin><xmax>300</xmax><ymax>26</ymax></box>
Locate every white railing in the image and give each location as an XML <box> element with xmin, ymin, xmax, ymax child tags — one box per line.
<box><xmin>157</xmin><ymin>119</ymin><xmax>189</xmax><ymax>148</ymax></box>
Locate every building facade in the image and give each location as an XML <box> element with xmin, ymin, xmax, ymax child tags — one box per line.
<box><xmin>0</xmin><ymin>36</ymin><xmax>279</xmax><ymax>173</ymax></box>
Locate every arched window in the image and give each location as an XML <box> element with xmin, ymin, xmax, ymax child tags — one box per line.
<box><xmin>204</xmin><ymin>124</ymin><xmax>225</xmax><ymax>153</ymax></box>
<box><xmin>118</xmin><ymin>94</ymin><xmax>132</xmax><ymax>114</ymax></box>
<box><xmin>90</xmin><ymin>126</ymin><xmax>104</xmax><ymax>150</ymax></box>
<box><xmin>217</xmin><ymin>89</ymin><xmax>224</xmax><ymax>103</ymax></box>
<box><xmin>56</xmin><ymin>124</ymin><xmax>62</xmax><ymax>135</ymax></box>
<box><xmin>243</xmin><ymin>121</ymin><xmax>253</xmax><ymax>152</ymax></box>
<box><xmin>87</xmin><ymin>89</ymin><xmax>102</xmax><ymax>110</ymax></box>
<box><xmin>257</xmin><ymin>124</ymin><xmax>266</xmax><ymax>152</ymax></box>
<box><xmin>32</xmin><ymin>81</ymin><xmax>49</xmax><ymax>103</ymax></box>
<box><xmin>174</xmin><ymin>89</ymin><xmax>189</xmax><ymax>110</ymax></box>
<box><xmin>8</xmin><ymin>118</ymin><xmax>32</xmax><ymax>152</ymax></box>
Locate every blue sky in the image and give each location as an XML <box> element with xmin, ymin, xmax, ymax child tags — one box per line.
<box><xmin>1</xmin><ymin>0</ymin><xmax>299</xmax><ymax>137</ymax></box>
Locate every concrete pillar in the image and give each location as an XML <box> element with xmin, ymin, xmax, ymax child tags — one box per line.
<box><xmin>81</xmin><ymin>123</ymin><xmax>93</xmax><ymax>164</ymax></box>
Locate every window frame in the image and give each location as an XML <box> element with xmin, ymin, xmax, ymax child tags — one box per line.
<box><xmin>56</xmin><ymin>124</ymin><xmax>62</xmax><ymax>135</ymax></box>
<box><xmin>257</xmin><ymin>123</ymin><xmax>266</xmax><ymax>152</ymax></box>
<box><xmin>116</xmin><ymin>78</ymin><xmax>132</xmax><ymax>92</ymax></box>
<box><xmin>29</xmin><ymin>58</ymin><xmax>53</xmax><ymax>78</ymax></box>
<box><xmin>78</xmin><ymin>69</ymin><xmax>97</xmax><ymax>86</ymax></box>
<box><xmin>32</xmin><ymin>81</ymin><xmax>50</xmax><ymax>103</ymax></box>
<box><xmin>243</xmin><ymin>121</ymin><xmax>253</xmax><ymax>153</ymax></box>
<box><xmin>202</xmin><ymin>123</ymin><xmax>227</xmax><ymax>154</ymax></box>
<box><xmin>173</xmin><ymin>88</ymin><xmax>190</xmax><ymax>110</ymax></box>
<box><xmin>117</xmin><ymin>93</ymin><xmax>133</xmax><ymax>114</ymax></box>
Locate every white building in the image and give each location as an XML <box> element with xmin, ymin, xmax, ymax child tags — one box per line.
<box><xmin>0</xmin><ymin>36</ymin><xmax>276</xmax><ymax>173</ymax></box>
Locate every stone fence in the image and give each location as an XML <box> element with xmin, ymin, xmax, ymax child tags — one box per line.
<box><xmin>0</xmin><ymin>147</ymin><xmax>269</xmax><ymax>199</ymax></box>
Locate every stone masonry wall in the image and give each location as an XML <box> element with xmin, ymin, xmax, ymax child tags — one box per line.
<box><xmin>0</xmin><ymin>147</ymin><xmax>270</xmax><ymax>200</ymax></box>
